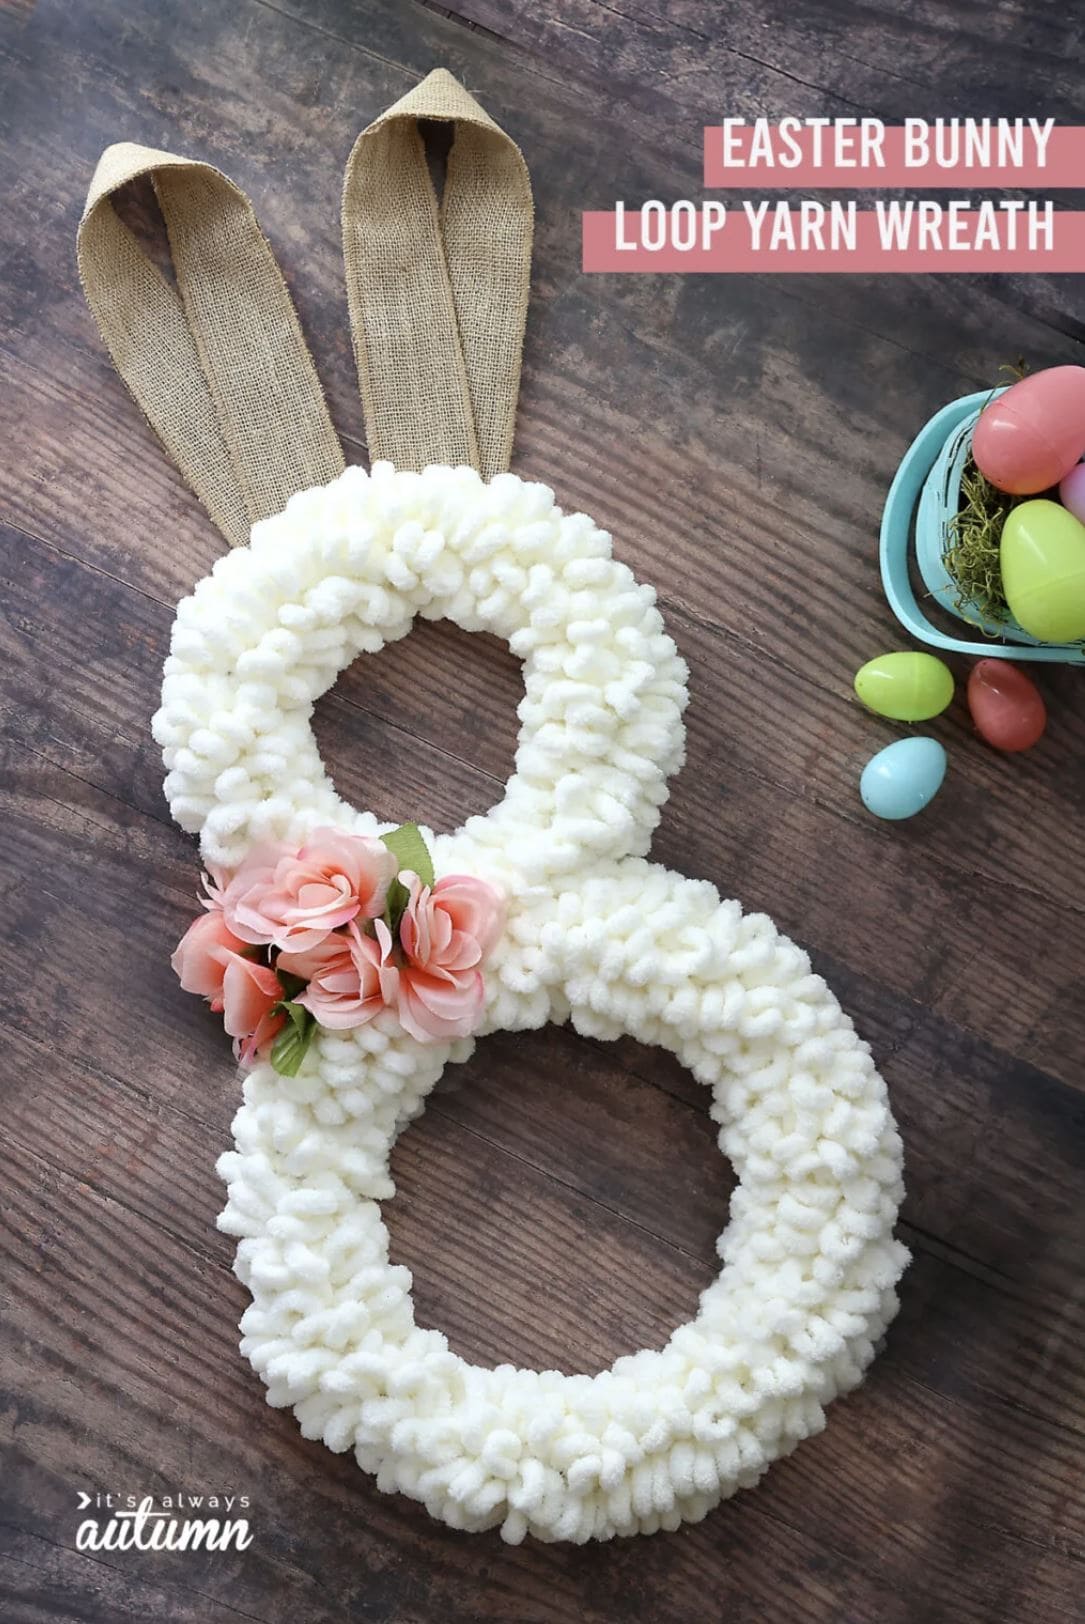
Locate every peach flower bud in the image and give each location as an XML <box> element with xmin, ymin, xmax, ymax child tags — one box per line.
<box><xmin>171</xmin><ymin>909</ymin><xmax>249</xmax><ymax>1001</ymax></box>
<box><xmin>214</xmin><ymin>828</ymin><xmax>397</xmax><ymax>952</ymax></box>
<box><xmin>279</xmin><ymin>921</ymin><xmax>398</xmax><ymax>1030</ymax></box>
<box><xmin>171</xmin><ymin>908</ymin><xmax>285</xmax><ymax>1066</ymax></box>
<box><xmin>395</xmin><ymin>873</ymin><xmax>505</xmax><ymax>1043</ymax></box>
<box><xmin>235</xmin><ymin>1003</ymin><xmax>287</xmax><ymax>1070</ymax></box>
<box><xmin>218</xmin><ymin>952</ymin><xmax>283</xmax><ymax>1043</ymax></box>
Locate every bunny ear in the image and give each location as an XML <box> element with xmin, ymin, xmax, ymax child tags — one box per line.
<box><xmin>342</xmin><ymin>68</ymin><xmax>533</xmax><ymax>479</ymax></box>
<box><xmin>78</xmin><ymin>71</ymin><xmax>532</xmax><ymax>543</ymax></box>
<box><xmin>77</xmin><ymin>143</ymin><xmax>344</xmax><ymax>549</ymax></box>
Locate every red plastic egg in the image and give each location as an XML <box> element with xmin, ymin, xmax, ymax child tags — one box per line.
<box><xmin>966</xmin><ymin>659</ymin><xmax>1046</xmax><ymax>752</ymax></box>
<box><xmin>971</xmin><ymin>366</ymin><xmax>1085</xmax><ymax>495</ymax></box>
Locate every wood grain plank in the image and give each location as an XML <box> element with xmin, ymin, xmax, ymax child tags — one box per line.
<box><xmin>439</xmin><ymin>0</ymin><xmax>1085</xmax><ymax>127</ymax></box>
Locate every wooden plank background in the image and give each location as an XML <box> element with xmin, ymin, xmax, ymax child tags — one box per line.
<box><xmin>1</xmin><ymin>1</ymin><xmax>1083</xmax><ymax>1619</ymax></box>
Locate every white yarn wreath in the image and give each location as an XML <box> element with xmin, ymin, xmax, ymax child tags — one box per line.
<box><xmin>153</xmin><ymin>463</ymin><xmax>908</xmax><ymax>1544</ymax></box>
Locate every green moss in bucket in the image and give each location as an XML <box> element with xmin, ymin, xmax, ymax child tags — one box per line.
<box><xmin>941</xmin><ymin>362</ymin><xmax>1032</xmax><ymax>628</ymax></box>
<box><xmin>942</xmin><ymin>456</ymin><xmax>1019</xmax><ymax>627</ymax></box>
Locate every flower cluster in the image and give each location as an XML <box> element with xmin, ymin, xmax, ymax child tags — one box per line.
<box><xmin>171</xmin><ymin>825</ymin><xmax>504</xmax><ymax>1071</ymax></box>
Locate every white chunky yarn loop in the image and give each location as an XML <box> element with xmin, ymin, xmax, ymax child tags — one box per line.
<box><xmin>154</xmin><ymin>466</ymin><xmax>908</xmax><ymax>1544</ymax></box>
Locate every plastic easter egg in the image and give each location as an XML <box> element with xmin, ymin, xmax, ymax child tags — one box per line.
<box><xmin>1058</xmin><ymin>460</ymin><xmax>1085</xmax><ymax>526</ymax></box>
<box><xmin>966</xmin><ymin>659</ymin><xmax>1046</xmax><ymax>752</ymax></box>
<box><xmin>854</xmin><ymin>651</ymin><xmax>954</xmax><ymax>721</ymax></box>
<box><xmin>971</xmin><ymin>365</ymin><xmax>1085</xmax><ymax>495</ymax></box>
<box><xmin>1000</xmin><ymin>499</ymin><xmax>1085</xmax><ymax>643</ymax></box>
<box><xmin>860</xmin><ymin>737</ymin><xmax>947</xmax><ymax>821</ymax></box>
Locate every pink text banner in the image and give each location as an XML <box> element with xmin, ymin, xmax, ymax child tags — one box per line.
<box><xmin>702</xmin><ymin>119</ymin><xmax>1084</xmax><ymax>189</ymax></box>
<box><xmin>582</xmin><ymin>204</ymin><xmax>1084</xmax><ymax>273</ymax></box>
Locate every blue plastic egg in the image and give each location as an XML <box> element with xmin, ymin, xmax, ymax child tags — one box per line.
<box><xmin>860</xmin><ymin>737</ymin><xmax>946</xmax><ymax>820</ymax></box>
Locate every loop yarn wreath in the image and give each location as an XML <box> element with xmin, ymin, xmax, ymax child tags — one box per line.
<box><xmin>78</xmin><ymin>68</ymin><xmax>908</xmax><ymax>1545</ymax></box>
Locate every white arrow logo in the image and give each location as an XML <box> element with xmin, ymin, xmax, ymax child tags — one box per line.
<box><xmin>76</xmin><ymin>1492</ymin><xmax>91</xmax><ymax>1509</ymax></box>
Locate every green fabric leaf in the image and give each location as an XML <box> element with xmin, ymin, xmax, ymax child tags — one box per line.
<box><xmin>380</xmin><ymin>823</ymin><xmax>434</xmax><ymax>888</ymax></box>
<box><xmin>270</xmin><ymin>1001</ymin><xmax>316</xmax><ymax>1077</ymax></box>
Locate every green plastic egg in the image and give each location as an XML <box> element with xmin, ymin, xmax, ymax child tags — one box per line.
<box><xmin>1001</xmin><ymin>499</ymin><xmax>1085</xmax><ymax>643</ymax></box>
<box><xmin>853</xmin><ymin>651</ymin><xmax>955</xmax><ymax>721</ymax></box>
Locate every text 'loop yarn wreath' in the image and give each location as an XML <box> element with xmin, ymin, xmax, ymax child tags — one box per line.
<box><xmin>154</xmin><ymin>464</ymin><xmax>909</xmax><ymax>1544</ymax></box>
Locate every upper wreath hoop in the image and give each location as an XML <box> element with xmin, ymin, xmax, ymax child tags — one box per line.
<box><xmin>153</xmin><ymin>463</ymin><xmax>690</xmax><ymax>883</ymax></box>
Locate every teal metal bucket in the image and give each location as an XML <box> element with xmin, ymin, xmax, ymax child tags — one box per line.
<box><xmin>880</xmin><ymin>389</ymin><xmax>1085</xmax><ymax>665</ymax></box>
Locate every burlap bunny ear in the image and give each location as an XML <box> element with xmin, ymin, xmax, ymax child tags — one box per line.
<box><xmin>77</xmin><ymin>69</ymin><xmax>533</xmax><ymax>549</ymax></box>
<box><xmin>342</xmin><ymin>66</ymin><xmax>533</xmax><ymax>480</ymax></box>
<box><xmin>77</xmin><ymin>143</ymin><xmax>344</xmax><ymax>549</ymax></box>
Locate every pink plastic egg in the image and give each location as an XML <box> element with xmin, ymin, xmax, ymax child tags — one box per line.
<box><xmin>971</xmin><ymin>366</ymin><xmax>1085</xmax><ymax>495</ymax></box>
<box><xmin>966</xmin><ymin>659</ymin><xmax>1046</xmax><ymax>752</ymax></box>
<box><xmin>1059</xmin><ymin>460</ymin><xmax>1085</xmax><ymax>526</ymax></box>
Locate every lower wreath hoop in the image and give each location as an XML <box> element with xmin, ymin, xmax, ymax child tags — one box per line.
<box><xmin>216</xmin><ymin>859</ymin><xmax>908</xmax><ymax>1544</ymax></box>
